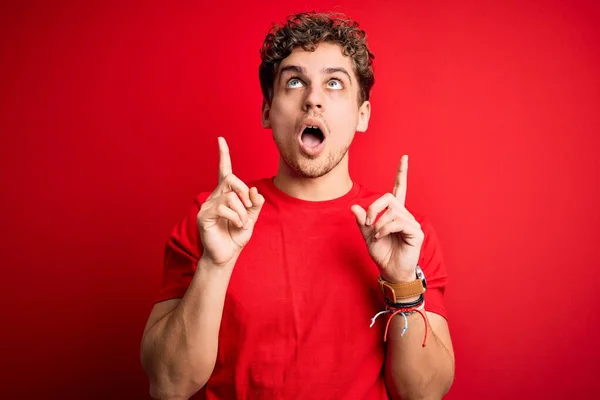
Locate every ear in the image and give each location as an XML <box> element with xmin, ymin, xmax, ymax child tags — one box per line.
<box><xmin>261</xmin><ymin>99</ymin><xmax>271</xmax><ymax>129</ymax></box>
<box><xmin>356</xmin><ymin>100</ymin><xmax>371</xmax><ymax>132</ymax></box>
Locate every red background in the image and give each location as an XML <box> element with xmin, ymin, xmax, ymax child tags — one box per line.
<box><xmin>1</xmin><ymin>0</ymin><xmax>599</xmax><ymax>399</ymax></box>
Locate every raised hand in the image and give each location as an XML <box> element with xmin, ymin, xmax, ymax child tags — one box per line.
<box><xmin>351</xmin><ymin>155</ymin><xmax>424</xmax><ymax>283</ymax></box>
<box><xmin>197</xmin><ymin>137</ymin><xmax>265</xmax><ymax>266</ymax></box>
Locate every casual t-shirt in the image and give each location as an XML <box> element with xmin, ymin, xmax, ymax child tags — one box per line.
<box><xmin>156</xmin><ymin>177</ymin><xmax>449</xmax><ymax>399</ymax></box>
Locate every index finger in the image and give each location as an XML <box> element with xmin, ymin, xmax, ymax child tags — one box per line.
<box><xmin>392</xmin><ymin>155</ymin><xmax>408</xmax><ymax>205</ymax></box>
<box><xmin>218</xmin><ymin>137</ymin><xmax>232</xmax><ymax>182</ymax></box>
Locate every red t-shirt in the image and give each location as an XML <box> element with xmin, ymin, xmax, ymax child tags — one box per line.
<box><xmin>156</xmin><ymin>177</ymin><xmax>448</xmax><ymax>400</ymax></box>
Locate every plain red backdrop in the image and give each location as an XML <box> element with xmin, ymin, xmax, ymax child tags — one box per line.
<box><xmin>1</xmin><ymin>0</ymin><xmax>599</xmax><ymax>399</ymax></box>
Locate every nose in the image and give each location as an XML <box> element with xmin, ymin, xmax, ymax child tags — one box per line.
<box><xmin>303</xmin><ymin>86</ymin><xmax>324</xmax><ymax>112</ymax></box>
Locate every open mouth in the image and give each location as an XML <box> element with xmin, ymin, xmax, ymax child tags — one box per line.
<box><xmin>301</xmin><ymin>125</ymin><xmax>325</xmax><ymax>148</ymax></box>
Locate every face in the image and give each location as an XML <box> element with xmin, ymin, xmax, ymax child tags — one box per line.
<box><xmin>262</xmin><ymin>42</ymin><xmax>371</xmax><ymax>179</ymax></box>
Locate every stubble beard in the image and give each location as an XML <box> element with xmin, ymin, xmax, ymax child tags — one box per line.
<box><xmin>275</xmin><ymin>137</ymin><xmax>350</xmax><ymax>179</ymax></box>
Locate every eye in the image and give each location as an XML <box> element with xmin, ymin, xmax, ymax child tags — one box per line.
<box><xmin>327</xmin><ymin>79</ymin><xmax>343</xmax><ymax>90</ymax></box>
<box><xmin>287</xmin><ymin>78</ymin><xmax>304</xmax><ymax>88</ymax></box>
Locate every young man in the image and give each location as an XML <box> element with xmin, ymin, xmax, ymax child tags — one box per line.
<box><xmin>141</xmin><ymin>12</ymin><xmax>455</xmax><ymax>400</ymax></box>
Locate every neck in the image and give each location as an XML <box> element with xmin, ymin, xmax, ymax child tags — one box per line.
<box><xmin>273</xmin><ymin>154</ymin><xmax>353</xmax><ymax>201</ymax></box>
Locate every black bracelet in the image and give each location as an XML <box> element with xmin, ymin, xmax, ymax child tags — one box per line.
<box><xmin>385</xmin><ymin>294</ymin><xmax>424</xmax><ymax>309</ymax></box>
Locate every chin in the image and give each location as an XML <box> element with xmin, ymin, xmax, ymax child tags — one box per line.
<box><xmin>295</xmin><ymin>163</ymin><xmax>331</xmax><ymax>179</ymax></box>
<box><xmin>285</xmin><ymin>149</ymin><xmax>346</xmax><ymax>179</ymax></box>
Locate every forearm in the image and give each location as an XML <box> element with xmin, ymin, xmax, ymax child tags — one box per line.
<box><xmin>142</xmin><ymin>257</ymin><xmax>235</xmax><ymax>399</ymax></box>
<box><xmin>384</xmin><ymin>312</ymin><xmax>454</xmax><ymax>400</ymax></box>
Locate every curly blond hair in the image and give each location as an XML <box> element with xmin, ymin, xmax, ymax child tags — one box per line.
<box><xmin>259</xmin><ymin>12</ymin><xmax>375</xmax><ymax>105</ymax></box>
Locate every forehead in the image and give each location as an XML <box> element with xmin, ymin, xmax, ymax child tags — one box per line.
<box><xmin>278</xmin><ymin>42</ymin><xmax>355</xmax><ymax>75</ymax></box>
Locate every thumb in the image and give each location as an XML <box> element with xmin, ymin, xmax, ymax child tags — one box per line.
<box><xmin>350</xmin><ymin>204</ymin><xmax>369</xmax><ymax>236</ymax></box>
<box><xmin>246</xmin><ymin>187</ymin><xmax>265</xmax><ymax>227</ymax></box>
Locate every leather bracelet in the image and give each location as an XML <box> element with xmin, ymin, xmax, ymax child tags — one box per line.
<box><xmin>385</xmin><ymin>294</ymin><xmax>424</xmax><ymax>309</ymax></box>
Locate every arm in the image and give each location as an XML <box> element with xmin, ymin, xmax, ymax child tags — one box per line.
<box><xmin>140</xmin><ymin>257</ymin><xmax>235</xmax><ymax>400</ymax></box>
<box><xmin>140</xmin><ymin>137</ymin><xmax>265</xmax><ymax>399</ymax></box>
<box><xmin>385</xmin><ymin>309</ymin><xmax>455</xmax><ymax>399</ymax></box>
<box><xmin>350</xmin><ymin>155</ymin><xmax>455</xmax><ymax>399</ymax></box>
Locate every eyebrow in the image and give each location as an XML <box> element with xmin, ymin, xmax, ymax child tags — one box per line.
<box><xmin>278</xmin><ymin>65</ymin><xmax>304</xmax><ymax>83</ymax></box>
<box><xmin>323</xmin><ymin>67</ymin><xmax>352</xmax><ymax>84</ymax></box>
<box><xmin>278</xmin><ymin>65</ymin><xmax>353</xmax><ymax>84</ymax></box>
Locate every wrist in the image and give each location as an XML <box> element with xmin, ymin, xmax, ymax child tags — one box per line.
<box><xmin>378</xmin><ymin>265</ymin><xmax>427</xmax><ymax>305</ymax></box>
<box><xmin>198</xmin><ymin>255</ymin><xmax>237</xmax><ymax>273</ymax></box>
<box><xmin>393</xmin><ymin>295</ymin><xmax>421</xmax><ymax>303</ymax></box>
<box><xmin>381</xmin><ymin>273</ymin><xmax>415</xmax><ymax>285</ymax></box>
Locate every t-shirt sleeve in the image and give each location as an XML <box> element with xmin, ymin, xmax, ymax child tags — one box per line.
<box><xmin>155</xmin><ymin>193</ymin><xmax>210</xmax><ymax>303</ymax></box>
<box><xmin>417</xmin><ymin>216</ymin><xmax>449</xmax><ymax>320</ymax></box>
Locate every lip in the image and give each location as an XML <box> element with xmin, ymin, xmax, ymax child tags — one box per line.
<box><xmin>297</xmin><ymin>118</ymin><xmax>327</xmax><ymax>156</ymax></box>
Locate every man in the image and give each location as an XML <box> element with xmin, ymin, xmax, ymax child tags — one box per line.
<box><xmin>141</xmin><ymin>11</ymin><xmax>454</xmax><ymax>400</ymax></box>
